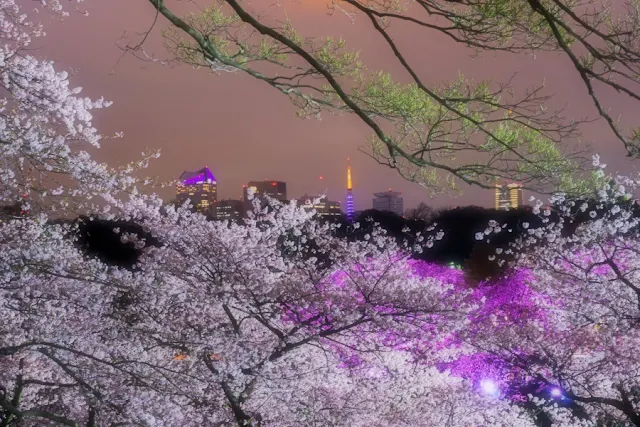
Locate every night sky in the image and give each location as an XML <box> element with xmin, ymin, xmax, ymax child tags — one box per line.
<box><xmin>32</xmin><ymin>0</ymin><xmax>639</xmax><ymax>210</ymax></box>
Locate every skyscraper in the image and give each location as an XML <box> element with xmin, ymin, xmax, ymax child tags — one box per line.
<box><xmin>373</xmin><ymin>190</ymin><xmax>404</xmax><ymax>217</ymax></box>
<box><xmin>243</xmin><ymin>180</ymin><xmax>287</xmax><ymax>201</ymax></box>
<box><xmin>494</xmin><ymin>182</ymin><xmax>524</xmax><ymax>210</ymax></box>
<box><xmin>176</xmin><ymin>166</ymin><xmax>217</xmax><ymax>212</ymax></box>
<box><xmin>243</xmin><ymin>180</ymin><xmax>287</xmax><ymax>211</ymax></box>
<box><xmin>298</xmin><ymin>194</ymin><xmax>342</xmax><ymax>219</ymax></box>
<box><xmin>495</xmin><ymin>184</ymin><xmax>510</xmax><ymax>210</ymax></box>
<box><xmin>508</xmin><ymin>183</ymin><xmax>524</xmax><ymax>208</ymax></box>
<box><xmin>210</xmin><ymin>199</ymin><xmax>245</xmax><ymax>221</ymax></box>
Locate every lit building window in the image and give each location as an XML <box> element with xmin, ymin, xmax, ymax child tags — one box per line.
<box><xmin>494</xmin><ymin>183</ymin><xmax>524</xmax><ymax>210</ymax></box>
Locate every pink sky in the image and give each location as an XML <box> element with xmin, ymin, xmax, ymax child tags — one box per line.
<box><xmin>31</xmin><ymin>0</ymin><xmax>639</xmax><ymax>210</ymax></box>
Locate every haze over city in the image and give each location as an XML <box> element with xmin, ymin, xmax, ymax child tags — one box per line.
<box><xmin>31</xmin><ymin>0</ymin><xmax>638</xmax><ymax>210</ymax></box>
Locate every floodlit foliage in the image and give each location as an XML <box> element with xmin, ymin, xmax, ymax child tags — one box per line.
<box><xmin>2</xmin><ymin>1</ymin><xmax>640</xmax><ymax>426</ymax></box>
<box><xmin>464</xmin><ymin>156</ymin><xmax>640</xmax><ymax>425</ymax></box>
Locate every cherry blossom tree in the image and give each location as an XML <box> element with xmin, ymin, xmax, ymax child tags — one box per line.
<box><xmin>3</xmin><ymin>1</ymin><xmax>640</xmax><ymax>426</ymax></box>
<box><xmin>0</xmin><ymin>0</ymin><xmax>158</xmax><ymax>216</ymax></box>
<box><xmin>0</xmin><ymin>5</ymin><xmax>534</xmax><ymax>421</ymax></box>
<box><xmin>444</xmin><ymin>157</ymin><xmax>640</xmax><ymax>426</ymax></box>
<box><xmin>107</xmin><ymin>196</ymin><xmax>527</xmax><ymax>426</ymax></box>
<box><xmin>0</xmin><ymin>1</ymin><xmax>159</xmax><ymax>424</ymax></box>
<box><xmin>2</xmin><ymin>191</ymin><xmax>538</xmax><ymax>425</ymax></box>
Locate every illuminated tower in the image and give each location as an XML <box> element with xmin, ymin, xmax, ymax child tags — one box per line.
<box><xmin>346</xmin><ymin>158</ymin><xmax>355</xmax><ymax>222</ymax></box>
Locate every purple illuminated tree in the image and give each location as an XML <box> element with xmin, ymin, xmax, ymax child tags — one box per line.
<box><xmin>442</xmin><ymin>156</ymin><xmax>640</xmax><ymax>425</ymax></box>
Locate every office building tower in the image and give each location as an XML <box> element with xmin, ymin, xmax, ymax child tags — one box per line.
<box><xmin>243</xmin><ymin>180</ymin><xmax>287</xmax><ymax>211</ymax></box>
<box><xmin>494</xmin><ymin>182</ymin><xmax>524</xmax><ymax>210</ymax></box>
<box><xmin>298</xmin><ymin>194</ymin><xmax>342</xmax><ymax>219</ymax></box>
<box><xmin>508</xmin><ymin>183</ymin><xmax>524</xmax><ymax>208</ymax></box>
<box><xmin>495</xmin><ymin>184</ymin><xmax>509</xmax><ymax>210</ymax></box>
<box><xmin>372</xmin><ymin>189</ymin><xmax>404</xmax><ymax>217</ymax></box>
<box><xmin>243</xmin><ymin>180</ymin><xmax>287</xmax><ymax>201</ymax></box>
<box><xmin>176</xmin><ymin>166</ymin><xmax>217</xmax><ymax>212</ymax></box>
<box><xmin>210</xmin><ymin>199</ymin><xmax>245</xmax><ymax>221</ymax></box>
<box><xmin>346</xmin><ymin>159</ymin><xmax>355</xmax><ymax>222</ymax></box>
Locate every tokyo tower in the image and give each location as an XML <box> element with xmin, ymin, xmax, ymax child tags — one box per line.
<box><xmin>346</xmin><ymin>158</ymin><xmax>355</xmax><ymax>222</ymax></box>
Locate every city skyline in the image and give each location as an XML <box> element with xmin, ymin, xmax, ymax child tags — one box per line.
<box><xmin>175</xmin><ymin>163</ymin><xmax>533</xmax><ymax>215</ymax></box>
<box><xmin>176</xmin><ymin>163</ymin><xmax>405</xmax><ymax>215</ymax></box>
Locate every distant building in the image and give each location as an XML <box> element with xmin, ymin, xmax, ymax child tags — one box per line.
<box><xmin>243</xmin><ymin>180</ymin><xmax>287</xmax><ymax>211</ymax></box>
<box><xmin>298</xmin><ymin>194</ymin><xmax>342</xmax><ymax>219</ymax></box>
<box><xmin>176</xmin><ymin>166</ymin><xmax>217</xmax><ymax>212</ymax></box>
<box><xmin>495</xmin><ymin>185</ymin><xmax>510</xmax><ymax>210</ymax></box>
<box><xmin>372</xmin><ymin>190</ymin><xmax>404</xmax><ymax>217</ymax></box>
<box><xmin>211</xmin><ymin>199</ymin><xmax>245</xmax><ymax>221</ymax></box>
<box><xmin>494</xmin><ymin>183</ymin><xmax>524</xmax><ymax>210</ymax></box>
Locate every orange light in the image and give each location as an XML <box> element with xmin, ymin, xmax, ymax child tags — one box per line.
<box><xmin>272</xmin><ymin>182</ymin><xmax>277</xmax><ymax>186</ymax></box>
<box><xmin>319</xmin><ymin>176</ymin><xmax>323</xmax><ymax>180</ymax></box>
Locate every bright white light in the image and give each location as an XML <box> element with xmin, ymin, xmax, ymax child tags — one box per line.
<box><xmin>480</xmin><ymin>379</ymin><xmax>499</xmax><ymax>397</ymax></box>
<box><xmin>550</xmin><ymin>387</ymin><xmax>562</xmax><ymax>397</ymax></box>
